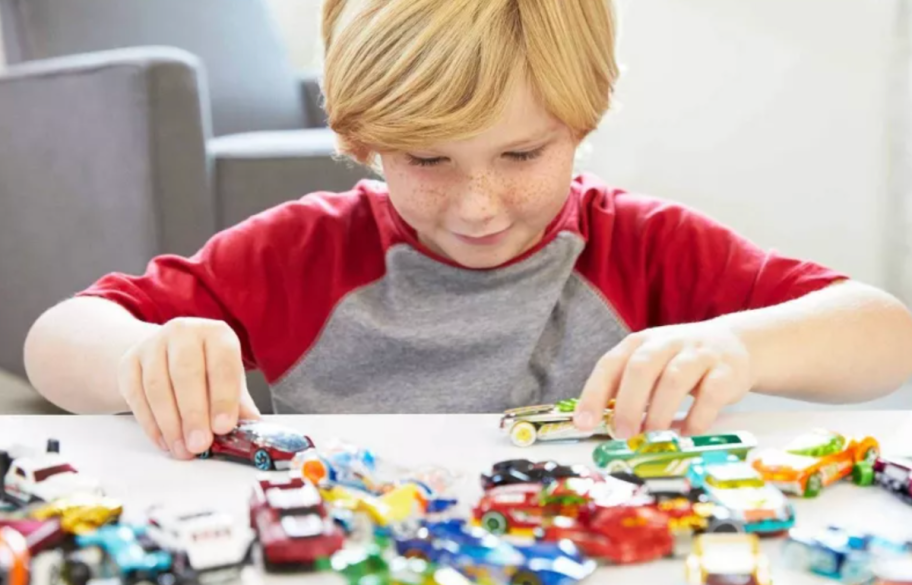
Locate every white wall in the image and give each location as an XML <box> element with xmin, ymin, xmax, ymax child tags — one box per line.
<box><xmin>582</xmin><ymin>0</ymin><xmax>897</xmax><ymax>291</ymax></box>
<box><xmin>265</xmin><ymin>0</ymin><xmax>323</xmax><ymax>71</ymax></box>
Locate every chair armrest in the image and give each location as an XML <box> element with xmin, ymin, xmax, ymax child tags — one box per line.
<box><xmin>0</xmin><ymin>47</ymin><xmax>216</xmax><ymax>379</ymax></box>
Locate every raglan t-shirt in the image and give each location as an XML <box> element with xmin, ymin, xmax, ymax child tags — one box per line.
<box><xmin>76</xmin><ymin>173</ymin><xmax>847</xmax><ymax>414</ymax></box>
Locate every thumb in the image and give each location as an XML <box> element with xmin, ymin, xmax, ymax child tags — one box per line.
<box><xmin>238</xmin><ymin>386</ymin><xmax>262</xmax><ymax>420</ymax></box>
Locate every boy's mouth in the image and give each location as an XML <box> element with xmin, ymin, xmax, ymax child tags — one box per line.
<box><xmin>452</xmin><ymin>226</ymin><xmax>512</xmax><ymax>246</ymax></box>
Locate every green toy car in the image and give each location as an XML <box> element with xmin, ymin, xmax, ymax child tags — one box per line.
<box><xmin>592</xmin><ymin>430</ymin><xmax>758</xmax><ymax>477</ymax></box>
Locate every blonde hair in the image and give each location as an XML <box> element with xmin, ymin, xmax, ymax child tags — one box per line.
<box><xmin>321</xmin><ymin>0</ymin><xmax>619</xmax><ymax>167</ymax></box>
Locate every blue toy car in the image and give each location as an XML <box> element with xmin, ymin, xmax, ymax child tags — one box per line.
<box><xmin>393</xmin><ymin>519</ymin><xmax>596</xmax><ymax>585</ymax></box>
<box><xmin>782</xmin><ymin>525</ymin><xmax>911</xmax><ymax>584</ymax></box>
<box><xmin>63</xmin><ymin>523</ymin><xmax>175</xmax><ymax>585</ymax></box>
<box><xmin>686</xmin><ymin>451</ymin><xmax>795</xmax><ymax>535</ymax></box>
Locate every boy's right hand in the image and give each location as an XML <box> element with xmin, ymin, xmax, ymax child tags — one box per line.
<box><xmin>116</xmin><ymin>317</ymin><xmax>261</xmax><ymax>460</ymax></box>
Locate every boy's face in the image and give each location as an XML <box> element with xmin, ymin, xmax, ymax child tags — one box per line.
<box><xmin>380</xmin><ymin>80</ymin><xmax>580</xmax><ymax>269</ymax></box>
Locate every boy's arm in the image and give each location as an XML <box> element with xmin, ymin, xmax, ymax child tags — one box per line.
<box><xmin>719</xmin><ymin>278</ymin><xmax>912</xmax><ymax>402</ymax></box>
<box><xmin>24</xmin><ymin>296</ymin><xmax>160</xmax><ymax>414</ymax></box>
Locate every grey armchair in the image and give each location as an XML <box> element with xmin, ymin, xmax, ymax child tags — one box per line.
<box><xmin>0</xmin><ymin>0</ymin><xmax>375</xmax><ymax>413</ymax></box>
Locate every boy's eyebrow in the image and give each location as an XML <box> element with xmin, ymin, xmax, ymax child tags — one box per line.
<box><xmin>497</xmin><ymin>126</ymin><xmax>561</xmax><ymax>151</ymax></box>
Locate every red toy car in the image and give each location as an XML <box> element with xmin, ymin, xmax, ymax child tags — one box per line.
<box><xmin>249</xmin><ymin>474</ymin><xmax>344</xmax><ymax>570</ymax></box>
<box><xmin>873</xmin><ymin>455</ymin><xmax>912</xmax><ymax>503</ymax></box>
<box><xmin>0</xmin><ymin>517</ymin><xmax>65</xmax><ymax>554</ymax></box>
<box><xmin>201</xmin><ymin>421</ymin><xmax>315</xmax><ymax>471</ymax></box>
<box><xmin>541</xmin><ymin>504</ymin><xmax>675</xmax><ymax>565</ymax></box>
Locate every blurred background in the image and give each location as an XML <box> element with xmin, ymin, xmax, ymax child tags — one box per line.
<box><xmin>0</xmin><ymin>0</ymin><xmax>908</xmax><ymax>413</ymax></box>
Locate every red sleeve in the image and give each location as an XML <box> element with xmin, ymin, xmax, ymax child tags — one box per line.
<box><xmin>75</xmin><ymin>187</ymin><xmax>387</xmax><ymax>380</ymax></box>
<box><xmin>575</xmin><ymin>178</ymin><xmax>849</xmax><ymax>331</ymax></box>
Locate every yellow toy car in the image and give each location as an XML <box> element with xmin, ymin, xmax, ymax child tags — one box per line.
<box><xmin>685</xmin><ymin>533</ymin><xmax>772</xmax><ymax>585</ymax></box>
<box><xmin>28</xmin><ymin>493</ymin><xmax>122</xmax><ymax>535</ymax></box>
<box><xmin>320</xmin><ymin>483</ymin><xmax>427</xmax><ymax>528</ymax></box>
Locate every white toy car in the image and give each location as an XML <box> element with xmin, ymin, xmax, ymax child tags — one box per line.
<box><xmin>499</xmin><ymin>398</ymin><xmax>616</xmax><ymax>447</ymax></box>
<box><xmin>0</xmin><ymin>440</ymin><xmax>103</xmax><ymax>506</ymax></box>
<box><xmin>144</xmin><ymin>505</ymin><xmax>254</xmax><ymax>583</ymax></box>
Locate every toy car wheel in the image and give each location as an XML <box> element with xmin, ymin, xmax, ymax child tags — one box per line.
<box><xmin>782</xmin><ymin>541</ymin><xmax>811</xmax><ymax>570</ymax></box>
<box><xmin>803</xmin><ymin>472</ymin><xmax>823</xmax><ymax>498</ymax></box>
<box><xmin>481</xmin><ymin>511</ymin><xmax>509</xmax><ymax>535</ymax></box>
<box><xmin>604</xmin><ymin>460</ymin><xmax>632</xmax><ymax>475</ymax></box>
<box><xmin>705</xmin><ymin>518</ymin><xmax>743</xmax><ymax>534</ymax></box>
<box><xmin>510</xmin><ymin>423</ymin><xmax>538</xmax><ymax>448</ymax></box>
<box><xmin>841</xmin><ymin>557</ymin><xmax>873</xmax><ymax>584</ymax></box>
<box><xmin>198</xmin><ymin>448</ymin><xmax>211</xmax><ymax>460</ymax></box>
<box><xmin>852</xmin><ymin>462</ymin><xmax>875</xmax><ymax>487</ymax></box>
<box><xmin>126</xmin><ymin>571</ymin><xmax>157</xmax><ymax>585</ymax></box>
<box><xmin>253</xmin><ymin>449</ymin><xmax>274</xmax><ymax>471</ymax></box>
<box><xmin>511</xmin><ymin>570</ymin><xmax>543</xmax><ymax>585</ymax></box>
<box><xmin>63</xmin><ymin>561</ymin><xmax>92</xmax><ymax>585</ymax></box>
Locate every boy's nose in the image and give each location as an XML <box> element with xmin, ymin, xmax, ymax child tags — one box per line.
<box><xmin>452</xmin><ymin>177</ymin><xmax>505</xmax><ymax>229</ymax></box>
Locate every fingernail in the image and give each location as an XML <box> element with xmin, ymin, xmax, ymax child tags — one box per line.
<box><xmin>574</xmin><ymin>410</ymin><xmax>594</xmax><ymax>429</ymax></box>
<box><xmin>172</xmin><ymin>439</ymin><xmax>191</xmax><ymax>459</ymax></box>
<box><xmin>187</xmin><ymin>431</ymin><xmax>208</xmax><ymax>453</ymax></box>
<box><xmin>156</xmin><ymin>437</ymin><xmax>169</xmax><ymax>452</ymax></box>
<box><xmin>615</xmin><ymin>423</ymin><xmax>631</xmax><ymax>438</ymax></box>
<box><xmin>214</xmin><ymin>414</ymin><xmax>234</xmax><ymax>433</ymax></box>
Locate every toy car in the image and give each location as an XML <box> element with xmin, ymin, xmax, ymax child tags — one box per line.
<box><xmin>292</xmin><ymin>441</ymin><xmax>457</xmax><ymax>500</ymax></box>
<box><xmin>873</xmin><ymin>455</ymin><xmax>912</xmax><ymax>503</ymax></box>
<box><xmin>394</xmin><ymin>519</ymin><xmax>597</xmax><ymax>585</ymax></box>
<box><xmin>685</xmin><ymin>533</ymin><xmax>771</xmax><ymax>585</ymax></box>
<box><xmin>144</xmin><ymin>505</ymin><xmax>254</xmax><ymax>582</ymax></box>
<box><xmin>750</xmin><ymin>429</ymin><xmax>879</xmax><ymax>497</ymax></box>
<box><xmin>0</xmin><ymin>525</ymin><xmax>30</xmax><ymax>585</ymax></box>
<box><xmin>0</xmin><ymin>440</ymin><xmax>104</xmax><ymax>506</ymax></box>
<box><xmin>198</xmin><ymin>421</ymin><xmax>314</xmax><ymax>471</ymax></box>
<box><xmin>540</xmin><ymin>504</ymin><xmax>675</xmax><ymax>565</ymax></box>
<box><xmin>782</xmin><ymin>526</ymin><xmax>911</xmax><ymax>584</ymax></box>
<box><xmin>28</xmin><ymin>493</ymin><xmax>123</xmax><ymax>535</ymax></box>
<box><xmin>249</xmin><ymin>473</ymin><xmax>344</xmax><ymax>570</ymax></box>
<box><xmin>686</xmin><ymin>452</ymin><xmax>795</xmax><ymax>535</ymax></box>
<box><xmin>500</xmin><ymin>398</ymin><xmax>615</xmax><ymax>447</ymax></box>
<box><xmin>61</xmin><ymin>523</ymin><xmax>174</xmax><ymax>585</ymax></box>
<box><xmin>324</xmin><ymin>540</ymin><xmax>474</xmax><ymax>585</ymax></box>
<box><xmin>480</xmin><ymin>459</ymin><xmax>603</xmax><ymax>491</ymax></box>
<box><xmin>592</xmin><ymin>430</ymin><xmax>757</xmax><ymax>476</ymax></box>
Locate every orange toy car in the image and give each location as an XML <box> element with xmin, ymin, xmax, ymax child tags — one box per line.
<box><xmin>0</xmin><ymin>526</ymin><xmax>30</xmax><ymax>585</ymax></box>
<box><xmin>750</xmin><ymin>429</ymin><xmax>879</xmax><ymax>497</ymax></box>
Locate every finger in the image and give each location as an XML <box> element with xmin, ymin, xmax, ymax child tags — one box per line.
<box><xmin>142</xmin><ymin>340</ymin><xmax>193</xmax><ymax>460</ymax></box>
<box><xmin>682</xmin><ymin>365</ymin><xmax>733</xmax><ymax>436</ymax></box>
<box><xmin>168</xmin><ymin>331</ymin><xmax>211</xmax><ymax>455</ymax></box>
<box><xmin>644</xmin><ymin>348</ymin><xmax>717</xmax><ymax>432</ymax></box>
<box><xmin>613</xmin><ymin>338</ymin><xmax>684</xmax><ymax>438</ymax></box>
<box><xmin>119</xmin><ymin>352</ymin><xmax>168</xmax><ymax>452</ymax></box>
<box><xmin>575</xmin><ymin>336</ymin><xmax>641</xmax><ymax>431</ymax></box>
<box><xmin>204</xmin><ymin>323</ymin><xmax>246</xmax><ymax>434</ymax></box>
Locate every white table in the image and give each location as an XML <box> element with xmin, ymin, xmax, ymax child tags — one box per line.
<box><xmin>2</xmin><ymin>411</ymin><xmax>912</xmax><ymax>585</ymax></box>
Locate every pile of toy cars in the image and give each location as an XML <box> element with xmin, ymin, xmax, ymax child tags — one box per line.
<box><xmin>2</xmin><ymin>401</ymin><xmax>912</xmax><ymax>585</ymax></box>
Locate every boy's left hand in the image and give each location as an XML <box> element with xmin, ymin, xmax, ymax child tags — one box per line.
<box><xmin>573</xmin><ymin>320</ymin><xmax>753</xmax><ymax>438</ymax></box>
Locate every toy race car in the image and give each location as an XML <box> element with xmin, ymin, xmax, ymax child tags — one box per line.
<box><xmin>144</xmin><ymin>505</ymin><xmax>254</xmax><ymax>582</ymax></box>
<box><xmin>28</xmin><ymin>493</ymin><xmax>123</xmax><ymax>535</ymax></box>
<box><xmin>686</xmin><ymin>452</ymin><xmax>795</xmax><ymax>535</ymax></box>
<box><xmin>61</xmin><ymin>523</ymin><xmax>174</xmax><ymax>585</ymax></box>
<box><xmin>685</xmin><ymin>533</ymin><xmax>771</xmax><ymax>585</ymax></box>
<box><xmin>500</xmin><ymin>398</ymin><xmax>615</xmax><ymax>447</ymax></box>
<box><xmin>592</xmin><ymin>430</ymin><xmax>757</xmax><ymax>477</ymax></box>
<box><xmin>872</xmin><ymin>454</ymin><xmax>912</xmax><ymax>503</ymax></box>
<box><xmin>249</xmin><ymin>473</ymin><xmax>344</xmax><ymax>570</ymax></box>
<box><xmin>540</xmin><ymin>504</ymin><xmax>675</xmax><ymax>565</ymax></box>
<box><xmin>480</xmin><ymin>459</ymin><xmax>603</xmax><ymax>491</ymax></box>
<box><xmin>324</xmin><ymin>539</ymin><xmax>474</xmax><ymax>585</ymax></box>
<box><xmin>394</xmin><ymin>519</ymin><xmax>596</xmax><ymax>585</ymax></box>
<box><xmin>0</xmin><ymin>440</ymin><xmax>104</xmax><ymax>507</ymax></box>
<box><xmin>782</xmin><ymin>525</ymin><xmax>911</xmax><ymax>584</ymax></box>
<box><xmin>749</xmin><ymin>429</ymin><xmax>879</xmax><ymax>497</ymax></box>
<box><xmin>199</xmin><ymin>421</ymin><xmax>315</xmax><ymax>471</ymax></box>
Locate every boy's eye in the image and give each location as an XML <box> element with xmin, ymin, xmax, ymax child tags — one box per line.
<box><xmin>407</xmin><ymin>155</ymin><xmax>447</xmax><ymax>167</ymax></box>
<box><xmin>503</xmin><ymin>146</ymin><xmax>546</xmax><ymax>162</ymax></box>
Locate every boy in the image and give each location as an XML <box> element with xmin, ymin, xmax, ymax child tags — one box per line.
<box><xmin>22</xmin><ymin>0</ymin><xmax>912</xmax><ymax>461</ymax></box>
